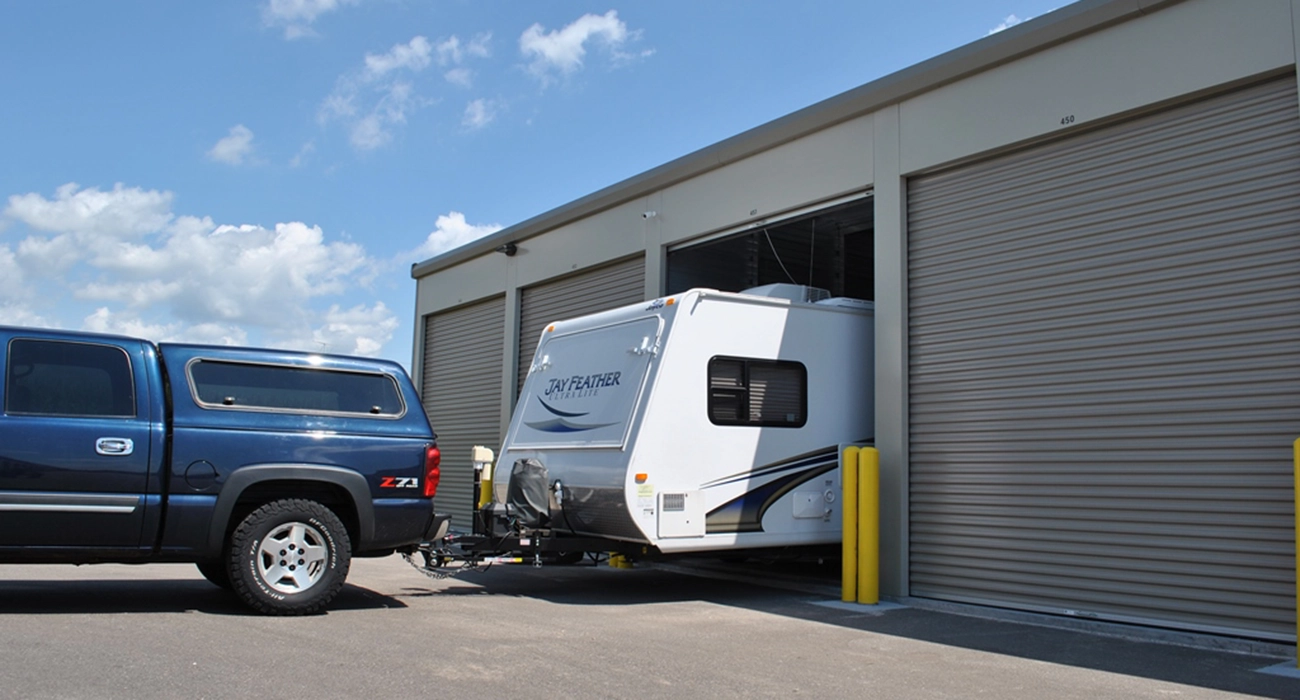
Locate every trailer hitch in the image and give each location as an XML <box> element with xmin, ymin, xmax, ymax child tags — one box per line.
<box><xmin>400</xmin><ymin>541</ymin><xmax>523</xmax><ymax>580</ymax></box>
<box><xmin>400</xmin><ymin>530</ymin><xmax>636</xmax><ymax>580</ymax></box>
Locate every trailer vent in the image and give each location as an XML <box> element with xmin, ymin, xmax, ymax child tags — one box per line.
<box><xmin>658</xmin><ymin>490</ymin><xmax>705</xmax><ymax>538</ymax></box>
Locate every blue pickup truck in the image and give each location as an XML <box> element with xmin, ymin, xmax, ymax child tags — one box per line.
<box><xmin>0</xmin><ymin>325</ymin><xmax>446</xmax><ymax>614</ymax></box>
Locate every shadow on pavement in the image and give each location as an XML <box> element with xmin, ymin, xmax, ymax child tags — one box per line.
<box><xmin>428</xmin><ymin>555</ymin><xmax>1298</xmax><ymax>700</ymax></box>
<box><xmin>0</xmin><ymin>577</ymin><xmax>407</xmax><ymax>615</ymax></box>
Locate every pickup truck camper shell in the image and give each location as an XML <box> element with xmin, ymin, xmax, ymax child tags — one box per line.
<box><xmin>0</xmin><ymin>326</ymin><xmax>445</xmax><ymax>614</ymax></box>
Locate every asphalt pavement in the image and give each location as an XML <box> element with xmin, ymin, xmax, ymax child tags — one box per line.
<box><xmin>0</xmin><ymin>554</ymin><xmax>1295</xmax><ymax>699</ymax></box>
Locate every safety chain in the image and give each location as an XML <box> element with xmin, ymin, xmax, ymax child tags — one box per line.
<box><xmin>400</xmin><ymin>549</ymin><xmax>491</xmax><ymax>580</ymax></box>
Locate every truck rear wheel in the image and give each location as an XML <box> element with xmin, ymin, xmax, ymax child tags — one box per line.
<box><xmin>228</xmin><ymin>499</ymin><xmax>352</xmax><ymax>615</ymax></box>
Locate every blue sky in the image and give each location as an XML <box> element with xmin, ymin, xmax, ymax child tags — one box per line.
<box><xmin>0</xmin><ymin>0</ymin><xmax>1067</xmax><ymax>369</ymax></box>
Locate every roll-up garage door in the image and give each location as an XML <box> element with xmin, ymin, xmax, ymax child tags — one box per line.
<box><xmin>907</xmin><ymin>77</ymin><xmax>1300</xmax><ymax>641</ymax></box>
<box><xmin>422</xmin><ymin>296</ymin><xmax>506</xmax><ymax>530</ymax></box>
<box><xmin>517</xmin><ymin>255</ymin><xmax>645</xmax><ymax>393</ymax></box>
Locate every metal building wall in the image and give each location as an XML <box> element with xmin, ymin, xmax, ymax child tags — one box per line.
<box><xmin>516</xmin><ymin>256</ymin><xmax>646</xmax><ymax>394</ymax></box>
<box><xmin>421</xmin><ymin>296</ymin><xmax>507</xmax><ymax>530</ymax></box>
<box><xmin>906</xmin><ymin>77</ymin><xmax>1300</xmax><ymax>640</ymax></box>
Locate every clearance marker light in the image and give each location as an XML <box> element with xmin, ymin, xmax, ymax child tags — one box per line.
<box><xmin>666</xmin><ymin>298</ymin><xmax>675</xmax><ymax>305</ymax></box>
<box><xmin>547</xmin><ymin>325</ymin><xmax>555</xmax><ymax>332</ymax></box>
<box><xmin>634</xmin><ymin>473</ymin><xmax>648</xmax><ymax>484</ymax></box>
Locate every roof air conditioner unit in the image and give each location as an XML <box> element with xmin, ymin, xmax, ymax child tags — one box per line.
<box><xmin>740</xmin><ymin>283</ymin><xmax>831</xmax><ymax>303</ymax></box>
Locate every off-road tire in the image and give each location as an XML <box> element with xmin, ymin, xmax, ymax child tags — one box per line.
<box><xmin>195</xmin><ymin>559</ymin><xmax>232</xmax><ymax>589</ymax></box>
<box><xmin>228</xmin><ymin>498</ymin><xmax>352</xmax><ymax>615</ymax></box>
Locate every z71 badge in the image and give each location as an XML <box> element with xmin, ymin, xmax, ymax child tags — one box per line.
<box><xmin>380</xmin><ymin>476</ymin><xmax>419</xmax><ymax>489</ymax></box>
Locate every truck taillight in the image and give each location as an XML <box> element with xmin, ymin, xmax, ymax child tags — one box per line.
<box><xmin>423</xmin><ymin>445</ymin><xmax>441</xmax><ymax>498</ymax></box>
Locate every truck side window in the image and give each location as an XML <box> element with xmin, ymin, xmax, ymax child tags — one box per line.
<box><xmin>707</xmin><ymin>356</ymin><xmax>807</xmax><ymax>428</ymax></box>
<box><xmin>5</xmin><ymin>339</ymin><xmax>136</xmax><ymax>417</ymax></box>
<box><xmin>188</xmin><ymin>360</ymin><xmax>404</xmax><ymax>416</ymax></box>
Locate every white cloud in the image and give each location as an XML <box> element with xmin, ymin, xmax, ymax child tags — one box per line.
<box><xmin>179</xmin><ymin>322</ymin><xmax>253</xmax><ymax>346</ymax></box>
<box><xmin>410</xmin><ymin>211</ymin><xmax>502</xmax><ymax>262</ymax></box>
<box><xmin>81</xmin><ymin>219</ymin><xmax>371</xmax><ymax>327</ymax></box>
<box><xmin>520</xmin><ymin>11</ymin><xmax>647</xmax><ymax>83</ymax></box>
<box><xmin>15</xmin><ymin>234</ymin><xmax>80</xmax><ymax>276</ymax></box>
<box><xmin>0</xmin><ymin>245</ymin><xmax>28</xmax><ymax>301</ymax></box>
<box><xmin>0</xmin><ymin>229</ymin><xmax>40</xmax><ymax>328</ymax></box>
<box><xmin>6</xmin><ymin>183</ymin><xmax>175</xmax><ymax>280</ymax></box>
<box><xmin>290</xmin><ymin>140</ymin><xmax>316</xmax><ymax>168</ymax></box>
<box><xmin>1</xmin><ymin>182</ymin><xmax>395</xmax><ymax>357</ymax></box>
<box><xmin>347</xmin><ymin>82</ymin><xmax>420</xmax><ymax>150</ymax></box>
<box><xmin>0</xmin><ymin>303</ymin><xmax>51</xmax><ymax>328</ymax></box>
<box><xmin>207</xmin><ymin>124</ymin><xmax>256</xmax><ymax>165</ymax></box>
<box><xmin>988</xmin><ymin>14</ymin><xmax>1027</xmax><ymax>35</ymax></box>
<box><xmin>82</xmin><ymin>308</ymin><xmax>179</xmax><ymax>341</ymax></box>
<box><xmin>322</xmin><ymin>37</ymin><xmax>435</xmax><ymax>152</ymax></box>
<box><xmin>349</xmin><ymin>114</ymin><xmax>390</xmax><ymax>151</ymax></box>
<box><xmin>310</xmin><ymin>302</ymin><xmax>399</xmax><ymax>356</ymax></box>
<box><xmin>82</xmin><ymin>308</ymin><xmax>252</xmax><ymax>347</ymax></box>
<box><xmin>5</xmin><ymin>182</ymin><xmax>173</xmax><ymax>238</ymax></box>
<box><xmin>319</xmin><ymin>91</ymin><xmax>356</xmax><ymax>121</ymax></box>
<box><xmin>437</xmin><ymin>34</ymin><xmax>491</xmax><ymax>65</ymax></box>
<box><xmin>462</xmin><ymin>98</ymin><xmax>497</xmax><ymax>130</ymax></box>
<box><xmin>262</xmin><ymin>0</ymin><xmax>359</xmax><ymax>40</ymax></box>
<box><xmin>444</xmin><ymin>67</ymin><xmax>473</xmax><ymax>88</ymax></box>
<box><xmin>318</xmin><ymin>32</ymin><xmax>495</xmax><ymax>151</ymax></box>
<box><xmin>437</xmin><ymin>33</ymin><xmax>491</xmax><ymax>86</ymax></box>
<box><xmin>365</xmin><ymin>36</ymin><xmax>433</xmax><ymax>79</ymax></box>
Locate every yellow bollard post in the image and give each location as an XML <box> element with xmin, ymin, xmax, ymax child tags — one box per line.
<box><xmin>1294</xmin><ymin>438</ymin><xmax>1299</xmax><ymax>667</ymax></box>
<box><xmin>858</xmin><ymin>447</ymin><xmax>880</xmax><ymax>605</ymax></box>
<box><xmin>842</xmin><ymin>446</ymin><xmax>860</xmax><ymax>603</ymax></box>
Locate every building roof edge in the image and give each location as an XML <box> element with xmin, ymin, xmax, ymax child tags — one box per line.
<box><xmin>411</xmin><ymin>0</ymin><xmax>1176</xmax><ymax>280</ymax></box>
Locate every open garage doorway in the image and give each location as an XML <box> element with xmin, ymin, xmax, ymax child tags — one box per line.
<box><xmin>666</xmin><ymin>196</ymin><xmax>874</xmax><ymax>299</ymax></box>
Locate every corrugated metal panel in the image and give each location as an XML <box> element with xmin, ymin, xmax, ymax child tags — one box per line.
<box><xmin>422</xmin><ymin>296</ymin><xmax>506</xmax><ymax>530</ymax></box>
<box><xmin>907</xmin><ymin>77</ymin><xmax>1300</xmax><ymax>641</ymax></box>
<box><xmin>517</xmin><ymin>256</ymin><xmax>645</xmax><ymax>394</ymax></box>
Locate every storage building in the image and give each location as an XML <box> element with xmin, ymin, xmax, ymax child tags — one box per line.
<box><xmin>411</xmin><ymin>0</ymin><xmax>1300</xmax><ymax>642</ymax></box>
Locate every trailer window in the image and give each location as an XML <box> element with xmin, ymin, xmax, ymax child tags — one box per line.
<box><xmin>708</xmin><ymin>357</ymin><xmax>806</xmax><ymax>428</ymax></box>
<box><xmin>188</xmin><ymin>360</ymin><xmax>403</xmax><ymax>417</ymax></box>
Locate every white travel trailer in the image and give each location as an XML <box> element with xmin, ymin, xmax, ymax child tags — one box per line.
<box><xmin>487</xmin><ymin>285</ymin><xmax>874</xmax><ymax>556</ymax></box>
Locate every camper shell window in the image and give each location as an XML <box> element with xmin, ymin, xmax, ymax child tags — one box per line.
<box><xmin>188</xmin><ymin>360</ymin><xmax>404</xmax><ymax>417</ymax></box>
<box><xmin>707</xmin><ymin>356</ymin><xmax>806</xmax><ymax>428</ymax></box>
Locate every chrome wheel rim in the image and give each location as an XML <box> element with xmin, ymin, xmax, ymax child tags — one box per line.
<box><xmin>257</xmin><ymin>521</ymin><xmax>328</xmax><ymax>594</ymax></box>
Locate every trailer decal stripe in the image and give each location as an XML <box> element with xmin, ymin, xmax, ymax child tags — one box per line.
<box><xmin>700</xmin><ymin>446</ymin><xmax>841</xmax><ymax>489</ymax></box>
<box><xmin>704</xmin><ymin>459</ymin><xmax>838</xmax><ymax>534</ymax></box>
<box><xmin>524</xmin><ymin>397</ymin><xmax>621</xmax><ymax>433</ymax></box>
<box><xmin>536</xmin><ymin>397</ymin><xmax>589</xmax><ymax>418</ymax></box>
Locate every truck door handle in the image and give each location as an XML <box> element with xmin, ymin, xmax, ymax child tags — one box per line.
<box><xmin>96</xmin><ymin>438</ymin><xmax>135</xmax><ymax>456</ymax></box>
